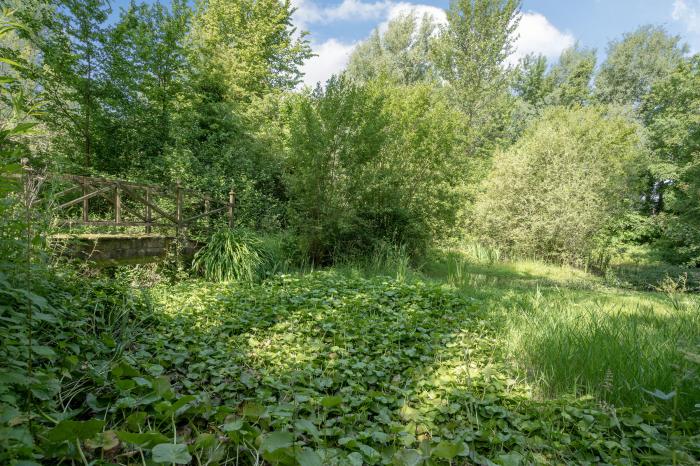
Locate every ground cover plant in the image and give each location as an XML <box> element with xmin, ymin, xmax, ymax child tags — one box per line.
<box><xmin>3</xmin><ymin>264</ymin><xmax>698</xmax><ymax>464</ymax></box>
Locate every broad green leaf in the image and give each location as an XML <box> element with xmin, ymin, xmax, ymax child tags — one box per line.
<box><xmin>242</xmin><ymin>402</ymin><xmax>266</xmax><ymax>418</ymax></box>
<box><xmin>151</xmin><ymin>443</ymin><xmax>192</xmax><ymax>464</ymax></box>
<box><xmin>46</xmin><ymin>419</ymin><xmax>105</xmax><ymax>442</ymax></box>
<box><xmin>261</xmin><ymin>431</ymin><xmax>293</xmax><ymax>453</ymax></box>
<box><xmin>295</xmin><ymin>448</ymin><xmax>323</xmax><ymax>466</ymax></box>
<box><xmin>222</xmin><ymin>419</ymin><xmax>244</xmax><ymax>432</ymax></box>
<box><xmin>116</xmin><ymin>431</ymin><xmax>169</xmax><ymax>448</ymax></box>
<box><xmin>294</xmin><ymin>419</ymin><xmax>320</xmax><ymax>439</ymax></box>
<box><xmin>393</xmin><ymin>449</ymin><xmax>423</xmax><ymax>466</ymax></box>
<box><xmin>497</xmin><ymin>452</ymin><xmax>523</xmax><ymax>466</ymax></box>
<box><xmin>320</xmin><ymin>395</ymin><xmax>343</xmax><ymax>408</ymax></box>
<box><xmin>431</xmin><ymin>440</ymin><xmax>464</xmax><ymax>460</ymax></box>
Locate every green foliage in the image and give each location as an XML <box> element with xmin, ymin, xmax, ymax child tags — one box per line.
<box><xmin>596</xmin><ymin>25</ymin><xmax>688</xmax><ymax>106</ymax></box>
<box><xmin>0</xmin><ymin>265</ymin><xmax>147</xmax><ymax>462</ymax></box>
<box><xmin>285</xmin><ymin>77</ymin><xmax>461</xmax><ymax>263</ymax></box>
<box><xmin>433</xmin><ymin>0</ymin><xmax>520</xmax><ymax>154</ymax></box>
<box><xmin>474</xmin><ymin>106</ymin><xmax>645</xmax><ymax>266</ymax></box>
<box><xmin>190</xmin><ymin>0</ymin><xmax>312</xmax><ymax>100</ymax></box>
<box><xmin>345</xmin><ymin>13</ymin><xmax>438</xmax><ymax>85</ymax></box>
<box><xmin>547</xmin><ymin>45</ymin><xmax>597</xmax><ymax>107</ymax></box>
<box><xmin>53</xmin><ymin>270</ymin><xmax>692</xmax><ymax>465</ymax></box>
<box><xmin>642</xmin><ymin>55</ymin><xmax>700</xmax><ymax>265</ymax></box>
<box><xmin>193</xmin><ymin>228</ymin><xmax>272</xmax><ymax>282</ymax></box>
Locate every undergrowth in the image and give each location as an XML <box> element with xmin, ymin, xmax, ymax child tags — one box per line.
<box><xmin>2</xmin><ymin>269</ymin><xmax>698</xmax><ymax>464</ymax></box>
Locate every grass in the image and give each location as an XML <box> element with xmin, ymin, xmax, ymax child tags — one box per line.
<box><xmin>192</xmin><ymin>228</ymin><xmax>273</xmax><ymax>282</ymax></box>
<box><xmin>423</xmin><ymin>244</ymin><xmax>700</xmax><ymax>415</ymax></box>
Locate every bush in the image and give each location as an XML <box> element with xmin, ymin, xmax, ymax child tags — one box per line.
<box><xmin>193</xmin><ymin>228</ymin><xmax>273</xmax><ymax>282</ymax></box>
<box><xmin>284</xmin><ymin>77</ymin><xmax>461</xmax><ymax>264</ymax></box>
<box><xmin>473</xmin><ymin>106</ymin><xmax>645</xmax><ymax>267</ymax></box>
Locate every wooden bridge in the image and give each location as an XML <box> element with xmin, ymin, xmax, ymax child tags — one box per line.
<box><xmin>25</xmin><ymin>170</ymin><xmax>236</xmax><ymax>264</ymax></box>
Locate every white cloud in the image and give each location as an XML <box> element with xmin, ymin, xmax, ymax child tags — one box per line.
<box><xmin>508</xmin><ymin>12</ymin><xmax>575</xmax><ymax>65</ymax></box>
<box><xmin>292</xmin><ymin>0</ymin><xmax>393</xmax><ymax>29</ymax></box>
<box><xmin>301</xmin><ymin>39</ymin><xmax>357</xmax><ymax>87</ymax></box>
<box><xmin>672</xmin><ymin>0</ymin><xmax>700</xmax><ymax>33</ymax></box>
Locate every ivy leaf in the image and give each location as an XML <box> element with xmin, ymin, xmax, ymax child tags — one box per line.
<box><xmin>393</xmin><ymin>449</ymin><xmax>423</xmax><ymax>466</ymax></box>
<box><xmin>261</xmin><ymin>431</ymin><xmax>294</xmax><ymax>453</ymax></box>
<box><xmin>320</xmin><ymin>395</ymin><xmax>343</xmax><ymax>408</ymax></box>
<box><xmin>295</xmin><ymin>447</ymin><xmax>323</xmax><ymax>466</ymax></box>
<box><xmin>151</xmin><ymin>443</ymin><xmax>192</xmax><ymax>464</ymax></box>
<box><xmin>294</xmin><ymin>419</ymin><xmax>320</xmax><ymax>439</ymax></box>
<box><xmin>242</xmin><ymin>402</ymin><xmax>266</xmax><ymax>418</ymax></box>
<box><xmin>497</xmin><ymin>452</ymin><xmax>523</xmax><ymax>466</ymax></box>
<box><xmin>431</xmin><ymin>440</ymin><xmax>464</xmax><ymax>460</ymax></box>
<box><xmin>116</xmin><ymin>431</ymin><xmax>169</xmax><ymax>448</ymax></box>
<box><xmin>46</xmin><ymin>419</ymin><xmax>105</xmax><ymax>442</ymax></box>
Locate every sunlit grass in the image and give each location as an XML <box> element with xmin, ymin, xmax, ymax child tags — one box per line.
<box><xmin>423</xmin><ymin>246</ymin><xmax>700</xmax><ymax>414</ymax></box>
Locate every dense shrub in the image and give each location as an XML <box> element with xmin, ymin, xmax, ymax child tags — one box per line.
<box><xmin>473</xmin><ymin>106</ymin><xmax>645</xmax><ymax>266</ymax></box>
<box><xmin>284</xmin><ymin>77</ymin><xmax>461</xmax><ymax>264</ymax></box>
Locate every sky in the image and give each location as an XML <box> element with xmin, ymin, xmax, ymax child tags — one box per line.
<box><xmin>110</xmin><ymin>0</ymin><xmax>700</xmax><ymax>87</ymax></box>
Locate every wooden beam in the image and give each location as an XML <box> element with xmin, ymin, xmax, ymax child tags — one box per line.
<box><xmin>57</xmin><ymin>185</ymin><xmax>112</xmax><ymax>210</ymax></box>
<box><xmin>119</xmin><ymin>184</ymin><xmax>178</xmax><ymax>224</ymax></box>
<box><xmin>184</xmin><ymin>205</ymin><xmax>228</xmax><ymax>223</ymax></box>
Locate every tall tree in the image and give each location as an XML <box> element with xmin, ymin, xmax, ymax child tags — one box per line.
<box><xmin>189</xmin><ymin>0</ymin><xmax>312</xmax><ymax>101</ymax></box>
<box><xmin>511</xmin><ymin>53</ymin><xmax>550</xmax><ymax>108</ymax></box>
<box><xmin>642</xmin><ymin>55</ymin><xmax>700</xmax><ymax>265</ymax></box>
<box><xmin>595</xmin><ymin>25</ymin><xmax>687</xmax><ymax>107</ymax></box>
<box><xmin>345</xmin><ymin>13</ymin><xmax>438</xmax><ymax>85</ymax></box>
<box><xmin>474</xmin><ymin>106</ymin><xmax>644</xmax><ymax>266</ymax></box>
<box><xmin>37</xmin><ymin>0</ymin><xmax>111</xmax><ymax>170</ymax></box>
<box><xmin>546</xmin><ymin>45</ymin><xmax>596</xmax><ymax>107</ymax></box>
<box><xmin>433</xmin><ymin>0</ymin><xmax>521</xmax><ymax>155</ymax></box>
<box><xmin>97</xmin><ymin>0</ymin><xmax>191</xmax><ymax>178</ymax></box>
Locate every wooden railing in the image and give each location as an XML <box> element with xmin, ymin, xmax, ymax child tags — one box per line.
<box><xmin>26</xmin><ymin>171</ymin><xmax>235</xmax><ymax>235</ymax></box>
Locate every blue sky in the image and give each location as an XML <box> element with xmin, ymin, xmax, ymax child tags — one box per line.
<box><xmin>110</xmin><ymin>0</ymin><xmax>700</xmax><ymax>86</ymax></box>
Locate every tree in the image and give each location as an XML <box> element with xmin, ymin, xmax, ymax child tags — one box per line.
<box><xmin>595</xmin><ymin>25</ymin><xmax>687</xmax><ymax>106</ymax></box>
<box><xmin>189</xmin><ymin>0</ymin><xmax>312</xmax><ymax>101</ymax></box>
<box><xmin>34</xmin><ymin>0</ymin><xmax>111</xmax><ymax>170</ymax></box>
<box><xmin>96</xmin><ymin>0</ymin><xmax>191</xmax><ymax>179</ymax></box>
<box><xmin>546</xmin><ymin>45</ymin><xmax>596</xmax><ymax>107</ymax></box>
<box><xmin>473</xmin><ymin>106</ymin><xmax>644</xmax><ymax>266</ymax></box>
<box><xmin>433</xmin><ymin>0</ymin><xmax>520</xmax><ymax>151</ymax></box>
<box><xmin>284</xmin><ymin>76</ymin><xmax>462</xmax><ymax>263</ymax></box>
<box><xmin>511</xmin><ymin>53</ymin><xmax>550</xmax><ymax>108</ymax></box>
<box><xmin>345</xmin><ymin>13</ymin><xmax>438</xmax><ymax>85</ymax></box>
<box><xmin>284</xmin><ymin>77</ymin><xmax>387</xmax><ymax>263</ymax></box>
<box><xmin>642</xmin><ymin>55</ymin><xmax>700</xmax><ymax>265</ymax></box>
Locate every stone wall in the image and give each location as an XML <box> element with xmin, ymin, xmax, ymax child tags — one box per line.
<box><xmin>49</xmin><ymin>234</ymin><xmax>199</xmax><ymax>266</ymax></box>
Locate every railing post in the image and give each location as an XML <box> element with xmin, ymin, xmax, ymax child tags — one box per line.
<box><xmin>204</xmin><ymin>197</ymin><xmax>210</xmax><ymax>230</ymax></box>
<box><xmin>82</xmin><ymin>177</ymin><xmax>89</xmax><ymax>223</ymax></box>
<box><xmin>115</xmin><ymin>182</ymin><xmax>121</xmax><ymax>225</ymax></box>
<box><xmin>145</xmin><ymin>187</ymin><xmax>152</xmax><ymax>234</ymax></box>
<box><xmin>228</xmin><ymin>189</ymin><xmax>235</xmax><ymax>228</ymax></box>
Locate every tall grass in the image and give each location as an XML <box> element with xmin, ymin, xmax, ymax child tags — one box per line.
<box><xmin>502</xmin><ymin>289</ymin><xmax>700</xmax><ymax>415</ymax></box>
<box><xmin>335</xmin><ymin>242</ymin><xmax>414</xmax><ymax>281</ymax></box>
<box><xmin>193</xmin><ymin>228</ymin><xmax>272</xmax><ymax>282</ymax></box>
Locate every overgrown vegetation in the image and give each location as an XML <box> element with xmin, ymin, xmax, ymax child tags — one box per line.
<box><xmin>2</xmin><ymin>0</ymin><xmax>700</xmax><ymax>464</ymax></box>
